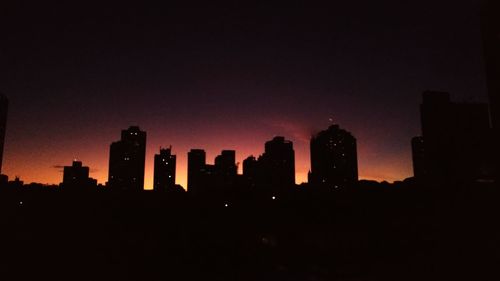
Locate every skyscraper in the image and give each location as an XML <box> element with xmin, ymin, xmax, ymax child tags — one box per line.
<box><xmin>258</xmin><ymin>136</ymin><xmax>295</xmax><ymax>190</ymax></box>
<box><xmin>0</xmin><ymin>93</ymin><xmax>8</xmax><ymax>174</ymax></box>
<box><xmin>481</xmin><ymin>0</ymin><xmax>500</xmax><ymax>181</ymax></box>
<box><xmin>62</xmin><ymin>160</ymin><xmax>97</xmax><ymax>189</ymax></box>
<box><xmin>481</xmin><ymin>0</ymin><xmax>500</xmax><ymax>131</ymax></box>
<box><xmin>214</xmin><ymin>150</ymin><xmax>237</xmax><ymax>179</ymax></box>
<box><xmin>153</xmin><ymin>147</ymin><xmax>176</xmax><ymax>191</ymax></box>
<box><xmin>420</xmin><ymin>91</ymin><xmax>454</xmax><ymax>181</ymax></box>
<box><xmin>243</xmin><ymin>156</ymin><xmax>258</xmax><ymax>182</ymax></box>
<box><xmin>187</xmin><ymin>149</ymin><xmax>206</xmax><ymax>194</ymax></box>
<box><xmin>213</xmin><ymin>150</ymin><xmax>237</xmax><ymax>192</ymax></box>
<box><xmin>108</xmin><ymin>126</ymin><xmax>147</xmax><ymax>191</ymax></box>
<box><xmin>419</xmin><ymin>91</ymin><xmax>493</xmax><ymax>182</ymax></box>
<box><xmin>309</xmin><ymin>125</ymin><xmax>358</xmax><ymax>188</ymax></box>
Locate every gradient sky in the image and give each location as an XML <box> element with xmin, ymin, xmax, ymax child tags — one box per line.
<box><xmin>0</xmin><ymin>1</ymin><xmax>488</xmax><ymax>189</ymax></box>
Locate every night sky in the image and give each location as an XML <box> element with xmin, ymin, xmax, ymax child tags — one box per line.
<box><xmin>0</xmin><ymin>1</ymin><xmax>488</xmax><ymax>189</ymax></box>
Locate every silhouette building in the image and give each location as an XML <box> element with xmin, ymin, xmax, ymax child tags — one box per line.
<box><xmin>61</xmin><ymin>160</ymin><xmax>97</xmax><ymax>189</ymax></box>
<box><xmin>153</xmin><ymin>147</ymin><xmax>176</xmax><ymax>191</ymax></box>
<box><xmin>258</xmin><ymin>136</ymin><xmax>295</xmax><ymax>190</ymax></box>
<box><xmin>419</xmin><ymin>91</ymin><xmax>493</xmax><ymax>182</ymax></box>
<box><xmin>214</xmin><ymin>150</ymin><xmax>237</xmax><ymax>179</ymax></box>
<box><xmin>213</xmin><ymin>150</ymin><xmax>237</xmax><ymax>192</ymax></box>
<box><xmin>108</xmin><ymin>126</ymin><xmax>147</xmax><ymax>191</ymax></box>
<box><xmin>0</xmin><ymin>93</ymin><xmax>8</xmax><ymax>174</ymax></box>
<box><xmin>309</xmin><ymin>125</ymin><xmax>358</xmax><ymax>188</ymax></box>
<box><xmin>481</xmin><ymin>0</ymin><xmax>500</xmax><ymax>131</ymax></box>
<box><xmin>243</xmin><ymin>156</ymin><xmax>258</xmax><ymax>184</ymax></box>
<box><xmin>411</xmin><ymin>136</ymin><xmax>425</xmax><ymax>178</ymax></box>
<box><xmin>481</xmin><ymin>0</ymin><xmax>500</xmax><ymax>181</ymax></box>
<box><xmin>187</xmin><ymin>149</ymin><xmax>238</xmax><ymax>195</ymax></box>
<box><xmin>187</xmin><ymin>149</ymin><xmax>206</xmax><ymax>194</ymax></box>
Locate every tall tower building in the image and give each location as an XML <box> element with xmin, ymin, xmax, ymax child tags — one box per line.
<box><xmin>243</xmin><ymin>156</ymin><xmax>258</xmax><ymax>182</ymax></box>
<box><xmin>481</xmin><ymin>0</ymin><xmax>500</xmax><ymax>181</ymax></box>
<box><xmin>108</xmin><ymin>126</ymin><xmax>147</xmax><ymax>191</ymax></box>
<box><xmin>187</xmin><ymin>149</ymin><xmax>206</xmax><ymax>194</ymax></box>
<box><xmin>259</xmin><ymin>136</ymin><xmax>295</xmax><ymax>189</ymax></box>
<box><xmin>420</xmin><ymin>91</ymin><xmax>493</xmax><ymax>182</ymax></box>
<box><xmin>0</xmin><ymin>93</ymin><xmax>8</xmax><ymax>174</ymax></box>
<box><xmin>214</xmin><ymin>150</ymin><xmax>237</xmax><ymax>179</ymax></box>
<box><xmin>213</xmin><ymin>150</ymin><xmax>237</xmax><ymax>192</ymax></box>
<box><xmin>309</xmin><ymin>125</ymin><xmax>358</xmax><ymax>188</ymax></box>
<box><xmin>481</xmin><ymin>0</ymin><xmax>500</xmax><ymax>130</ymax></box>
<box><xmin>153</xmin><ymin>147</ymin><xmax>176</xmax><ymax>191</ymax></box>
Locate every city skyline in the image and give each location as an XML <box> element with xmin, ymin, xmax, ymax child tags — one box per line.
<box><xmin>0</xmin><ymin>0</ymin><xmax>489</xmax><ymax>188</ymax></box>
<box><xmin>0</xmin><ymin>92</ymin><xmax>487</xmax><ymax>189</ymax></box>
<box><xmin>0</xmin><ymin>2</ymin><xmax>498</xmax><ymax>279</ymax></box>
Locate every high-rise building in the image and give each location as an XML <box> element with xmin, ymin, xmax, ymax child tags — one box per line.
<box><xmin>420</xmin><ymin>91</ymin><xmax>454</xmax><ymax>181</ymax></box>
<box><xmin>309</xmin><ymin>125</ymin><xmax>358</xmax><ymax>188</ymax></box>
<box><xmin>411</xmin><ymin>136</ymin><xmax>425</xmax><ymax>178</ymax></box>
<box><xmin>187</xmin><ymin>149</ymin><xmax>206</xmax><ymax>194</ymax></box>
<box><xmin>481</xmin><ymin>0</ymin><xmax>500</xmax><ymax>130</ymax></box>
<box><xmin>213</xmin><ymin>150</ymin><xmax>237</xmax><ymax>192</ymax></box>
<box><xmin>258</xmin><ymin>136</ymin><xmax>295</xmax><ymax>189</ymax></box>
<box><xmin>419</xmin><ymin>91</ymin><xmax>493</xmax><ymax>182</ymax></box>
<box><xmin>62</xmin><ymin>160</ymin><xmax>97</xmax><ymax>189</ymax></box>
<box><xmin>481</xmin><ymin>0</ymin><xmax>499</xmax><ymax>181</ymax></box>
<box><xmin>0</xmin><ymin>93</ymin><xmax>8</xmax><ymax>174</ymax></box>
<box><xmin>243</xmin><ymin>156</ymin><xmax>258</xmax><ymax>182</ymax></box>
<box><xmin>153</xmin><ymin>147</ymin><xmax>176</xmax><ymax>191</ymax></box>
<box><xmin>108</xmin><ymin>126</ymin><xmax>147</xmax><ymax>191</ymax></box>
<box><xmin>214</xmin><ymin>150</ymin><xmax>237</xmax><ymax>179</ymax></box>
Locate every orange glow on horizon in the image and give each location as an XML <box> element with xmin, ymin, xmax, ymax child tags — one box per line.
<box><xmin>2</xmin><ymin>117</ymin><xmax>413</xmax><ymax>189</ymax></box>
<box><xmin>2</xmin><ymin>138</ymin><xmax>412</xmax><ymax>189</ymax></box>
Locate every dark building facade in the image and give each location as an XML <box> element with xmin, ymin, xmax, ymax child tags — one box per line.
<box><xmin>187</xmin><ymin>149</ymin><xmax>206</xmax><ymax>194</ymax></box>
<box><xmin>481</xmin><ymin>0</ymin><xmax>500</xmax><ymax>131</ymax></box>
<box><xmin>213</xmin><ymin>150</ymin><xmax>237</xmax><ymax>192</ymax></box>
<box><xmin>481</xmin><ymin>0</ymin><xmax>500</xmax><ymax>181</ymax></box>
<box><xmin>309</xmin><ymin>125</ymin><xmax>358</xmax><ymax>188</ymax></box>
<box><xmin>108</xmin><ymin>126</ymin><xmax>147</xmax><ymax>191</ymax></box>
<box><xmin>153</xmin><ymin>147</ymin><xmax>176</xmax><ymax>191</ymax></box>
<box><xmin>419</xmin><ymin>91</ymin><xmax>493</xmax><ymax>182</ymax></box>
<box><xmin>258</xmin><ymin>136</ymin><xmax>295</xmax><ymax>190</ymax></box>
<box><xmin>214</xmin><ymin>150</ymin><xmax>237</xmax><ymax>180</ymax></box>
<box><xmin>188</xmin><ymin>149</ymin><xmax>238</xmax><ymax>195</ymax></box>
<box><xmin>0</xmin><ymin>94</ymin><xmax>8</xmax><ymax>174</ymax></box>
<box><xmin>243</xmin><ymin>156</ymin><xmax>258</xmax><ymax>184</ymax></box>
<box><xmin>411</xmin><ymin>136</ymin><xmax>425</xmax><ymax>178</ymax></box>
<box><xmin>62</xmin><ymin>160</ymin><xmax>97</xmax><ymax>189</ymax></box>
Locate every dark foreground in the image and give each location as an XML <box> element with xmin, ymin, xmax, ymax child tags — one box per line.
<box><xmin>0</xmin><ymin>181</ymin><xmax>498</xmax><ymax>281</ymax></box>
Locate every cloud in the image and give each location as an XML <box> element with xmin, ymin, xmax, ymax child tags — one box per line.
<box><xmin>52</xmin><ymin>165</ymin><xmax>64</xmax><ymax>173</ymax></box>
<box><xmin>264</xmin><ymin>117</ymin><xmax>314</xmax><ymax>143</ymax></box>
